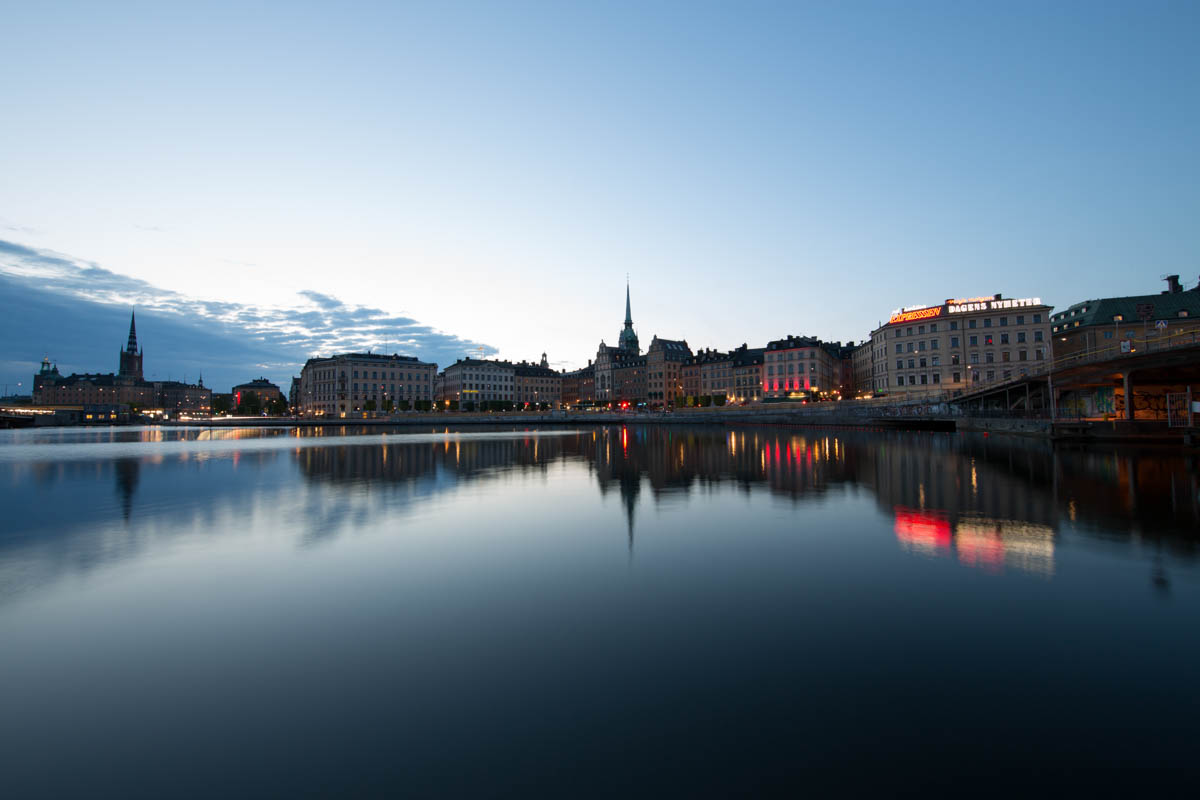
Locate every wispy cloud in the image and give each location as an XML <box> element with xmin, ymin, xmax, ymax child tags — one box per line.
<box><xmin>0</xmin><ymin>239</ymin><xmax>497</xmax><ymax>390</ymax></box>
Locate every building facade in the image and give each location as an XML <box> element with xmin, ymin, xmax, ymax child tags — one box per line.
<box><xmin>513</xmin><ymin>355</ymin><xmax>563</xmax><ymax>408</ymax></box>
<box><xmin>299</xmin><ymin>352</ymin><xmax>437</xmax><ymax>416</ymax></box>
<box><xmin>761</xmin><ymin>336</ymin><xmax>841</xmax><ymax>400</ymax></box>
<box><xmin>851</xmin><ymin>341</ymin><xmax>874</xmax><ymax>398</ymax></box>
<box><xmin>645</xmin><ymin>336</ymin><xmax>691</xmax><ymax>407</ymax></box>
<box><xmin>437</xmin><ymin>358</ymin><xmax>515</xmax><ymax>409</ymax></box>
<box><xmin>1050</xmin><ymin>275</ymin><xmax>1200</xmax><ymax>362</ymax></box>
<box><xmin>869</xmin><ymin>294</ymin><xmax>1053</xmax><ymax>398</ymax></box>
<box><xmin>232</xmin><ymin>378</ymin><xmax>283</xmax><ymax>408</ymax></box>
<box><xmin>561</xmin><ymin>363</ymin><xmax>595</xmax><ymax>407</ymax></box>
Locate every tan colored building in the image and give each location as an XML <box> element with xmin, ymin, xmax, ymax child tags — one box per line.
<box><xmin>513</xmin><ymin>356</ymin><xmax>562</xmax><ymax>408</ymax></box>
<box><xmin>869</xmin><ymin>294</ymin><xmax>1052</xmax><ymax>399</ymax></box>
<box><xmin>761</xmin><ymin>336</ymin><xmax>841</xmax><ymax>400</ymax></box>
<box><xmin>645</xmin><ymin>336</ymin><xmax>691</xmax><ymax>407</ymax></box>
<box><xmin>299</xmin><ymin>352</ymin><xmax>437</xmax><ymax>416</ymax></box>
<box><xmin>436</xmin><ymin>358</ymin><xmax>514</xmax><ymax>409</ymax></box>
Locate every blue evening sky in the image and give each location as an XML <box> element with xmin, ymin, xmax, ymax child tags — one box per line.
<box><xmin>2</xmin><ymin>0</ymin><xmax>1198</xmax><ymax>391</ymax></box>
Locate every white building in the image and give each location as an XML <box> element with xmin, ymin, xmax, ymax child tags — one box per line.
<box><xmin>298</xmin><ymin>352</ymin><xmax>437</xmax><ymax>417</ymax></box>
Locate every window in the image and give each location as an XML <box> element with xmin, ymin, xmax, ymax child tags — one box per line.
<box><xmin>918</xmin><ymin>325</ymin><xmax>925</xmax><ymax>334</ymax></box>
<box><xmin>1035</xmin><ymin>350</ymin><xmax>1044</xmax><ymax>360</ymax></box>
<box><xmin>970</xmin><ymin>335</ymin><xmax>978</xmax><ymax>346</ymax></box>
<box><xmin>1112</xmin><ymin>314</ymin><xmax>1124</xmax><ymax>322</ymax></box>
<box><xmin>1034</xmin><ymin>331</ymin><xmax>1044</xmax><ymax>342</ymax></box>
<box><xmin>951</xmin><ymin>354</ymin><xmax>960</xmax><ymax>365</ymax></box>
<box><xmin>971</xmin><ymin>352</ymin><xmax>980</xmax><ymax>364</ymax></box>
<box><xmin>919</xmin><ymin>358</ymin><xmax>927</xmax><ymax>368</ymax></box>
<box><xmin>950</xmin><ymin>321</ymin><xmax>958</xmax><ymax>331</ymax></box>
<box><xmin>931</xmin><ymin>339</ymin><xmax>939</xmax><ymax>350</ymax></box>
<box><xmin>1104</xmin><ymin>330</ymin><xmax>1113</xmax><ymax>339</ymax></box>
<box><xmin>932</xmin><ymin>373</ymin><xmax>940</xmax><ymax>384</ymax></box>
<box><xmin>932</xmin><ymin>356</ymin><xmax>940</xmax><ymax>366</ymax></box>
<box><xmin>907</xmin><ymin>343</ymin><xmax>914</xmax><ymax>352</ymax></box>
<box><xmin>968</xmin><ymin>320</ymin><xmax>977</xmax><ymax>329</ymax></box>
<box><xmin>973</xmin><ymin>372</ymin><xmax>980</xmax><ymax>383</ymax></box>
<box><xmin>987</xmin><ymin>370</ymin><xmax>995</xmax><ymax>380</ymax></box>
<box><xmin>907</xmin><ymin>327</ymin><xmax>914</xmax><ymax>336</ymax></box>
<box><xmin>1017</xmin><ymin>315</ymin><xmax>1025</xmax><ymax>325</ymax></box>
<box><xmin>951</xmin><ymin>336</ymin><xmax>960</xmax><ymax>348</ymax></box>
<box><xmin>1000</xmin><ymin>317</ymin><xmax>1008</xmax><ymax>326</ymax></box>
<box><xmin>918</xmin><ymin>341</ymin><xmax>927</xmax><ymax>351</ymax></box>
<box><xmin>930</xmin><ymin>323</ymin><xmax>938</xmax><ymax>332</ymax></box>
<box><xmin>1180</xmin><ymin>310</ymin><xmax>1190</xmax><ymax>318</ymax></box>
<box><xmin>1000</xmin><ymin>333</ymin><xmax>1009</xmax><ymax>344</ymax></box>
<box><xmin>953</xmin><ymin>372</ymin><xmax>961</xmax><ymax>383</ymax></box>
<box><xmin>920</xmin><ymin>374</ymin><xmax>928</xmax><ymax>385</ymax></box>
<box><xmin>986</xmin><ymin>352</ymin><xmax>994</xmax><ymax>363</ymax></box>
<box><xmin>1017</xmin><ymin>332</ymin><xmax>1026</xmax><ymax>343</ymax></box>
<box><xmin>1033</xmin><ymin>314</ymin><xmax>1042</xmax><ymax>323</ymax></box>
<box><xmin>1002</xmin><ymin>351</ymin><xmax>1011</xmax><ymax>362</ymax></box>
<box><xmin>907</xmin><ymin>359</ymin><xmax>915</xmax><ymax>369</ymax></box>
<box><xmin>984</xmin><ymin>318</ymin><xmax>992</xmax><ymax>328</ymax></box>
<box><xmin>985</xmin><ymin>335</ymin><xmax>994</xmax><ymax>346</ymax></box>
<box><xmin>1019</xmin><ymin>350</ymin><xmax>1027</xmax><ymax>361</ymax></box>
<box><xmin>897</xmin><ymin>376</ymin><xmax>904</xmax><ymax>387</ymax></box>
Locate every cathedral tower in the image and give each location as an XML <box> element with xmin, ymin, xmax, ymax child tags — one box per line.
<box><xmin>119</xmin><ymin>310</ymin><xmax>144</xmax><ymax>380</ymax></box>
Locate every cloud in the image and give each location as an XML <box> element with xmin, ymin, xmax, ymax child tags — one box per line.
<box><xmin>0</xmin><ymin>239</ymin><xmax>497</xmax><ymax>392</ymax></box>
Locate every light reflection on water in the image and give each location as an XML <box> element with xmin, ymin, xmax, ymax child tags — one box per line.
<box><xmin>1</xmin><ymin>424</ymin><xmax>1198</xmax><ymax>791</ymax></box>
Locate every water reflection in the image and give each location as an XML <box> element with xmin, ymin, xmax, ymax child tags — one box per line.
<box><xmin>0</xmin><ymin>425</ymin><xmax>1197</xmax><ymax>605</ymax></box>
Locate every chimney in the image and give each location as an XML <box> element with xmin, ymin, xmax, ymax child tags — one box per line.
<box><xmin>1165</xmin><ymin>274</ymin><xmax>1182</xmax><ymax>294</ymax></box>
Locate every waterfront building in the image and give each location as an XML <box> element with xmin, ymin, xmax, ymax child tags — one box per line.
<box><xmin>613</xmin><ymin>353</ymin><xmax>648</xmax><ymax>407</ymax></box>
<box><xmin>561</xmin><ymin>362</ymin><xmax>595</xmax><ymax>407</ymax></box>
<box><xmin>299</xmin><ymin>352</ymin><xmax>437</xmax><ymax>416</ymax></box>
<box><xmin>761</xmin><ymin>336</ymin><xmax>843</xmax><ymax>400</ymax></box>
<box><xmin>1050</xmin><ymin>275</ymin><xmax>1200</xmax><ymax>361</ymax></box>
<box><xmin>32</xmin><ymin>312</ymin><xmax>210</xmax><ymax>416</ymax></box>
<box><xmin>232</xmin><ymin>378</ymin><xmax>283</xmax><ymax>408</ymax></box>
<box><xmin>645</xmin><ymin>336</ymin><xmax>691</xmax><ymax>407</ymax></box>
<box><xmin>288</xmin><ymin>377</ymin><xmax>301</xmax><ymax>411</ymax></box>
<box><xmin>696</xmin><ymin>348</ymin><xmax>733</xmax><ymax>401</ymax></box>
<box><xmin>437</xmin><ymin>358</ymin><xmax>515</xmax><ymax>409</ymax></box>
<box><xmin>680</xmin><ymin>356</ymin><xmax>701</xmax><ymax>400</ymax></box>
<box><xmin>731</xmin><ymin>345</ymin><xmax>765</xmax><ymax>403</ymax></box>
<box><xmin>513</xmin><ymin>355</ymin><xmax>562</xmax><ymax>408</ymax></box>
<box><xmin>868</xmin><ymin>294</ymin><xmax>1053</xmax><ymax>398</ymax></box>
<box><xmin>595</xmin><ymin>283</ymin><xmax>642</xmax><ymax>404</ymax></box>
<box><xmin>851</xmin><ymin>341</ymin><xmax>874</xmax><ymax>397</ymax></box>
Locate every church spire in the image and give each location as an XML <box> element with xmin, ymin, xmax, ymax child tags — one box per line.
<box><xmin>126</xmin><ymin>310</ymin><xmax>139</xmax><ymax>354</ymax></box>
<box><xmin>618</xmin><ymin>279</ymin><xmax>639</xmax><ymax>354</ymax></box>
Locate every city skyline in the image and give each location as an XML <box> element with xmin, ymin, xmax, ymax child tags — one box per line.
<box><xmin>4</xmin><ymin>1</ymin><xmax>1199</xmax><ymax>391</ymax></box>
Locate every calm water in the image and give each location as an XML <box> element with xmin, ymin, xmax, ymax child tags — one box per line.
<box><xmin>1</xmin><ymin>424</ymin><xmax>1198</xmax><ymax>793</ymax></box>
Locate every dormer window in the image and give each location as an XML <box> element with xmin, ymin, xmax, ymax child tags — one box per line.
<box><xmin>1180</xmin><ymin>310</ymin><xmax>1190</xmax><ymax>318</ymax></box>
<box><xmin>1112</xmin><ymin>315</ymin><xmax>1124</xmax><ymax>322</ymax></box>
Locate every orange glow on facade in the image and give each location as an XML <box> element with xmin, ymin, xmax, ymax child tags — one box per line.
<box><xmin>888</xmin><ymin>306</ymin><xmax>943</xmax><ymax>325</ymax></box>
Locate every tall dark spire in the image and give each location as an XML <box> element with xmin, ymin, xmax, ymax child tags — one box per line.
<box><xmin>119</xmin><ymin>309</ymin><xmax>144</xmax><ymax>380</ymax></box>
<box><xmin>618</xmin><ymin>279</ymin><xmax>639</xmax><ymax>354</ymax></box>
<box><xmin>126</xmin><ymin>310</ymin><xmax>139</xmax><ymax>354</ymax></box>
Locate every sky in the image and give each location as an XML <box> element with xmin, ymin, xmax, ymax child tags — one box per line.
<box><xmin>2</xmin><ymin>0</ymin><xmax>1198</xmax><ymax>392</ymax></box>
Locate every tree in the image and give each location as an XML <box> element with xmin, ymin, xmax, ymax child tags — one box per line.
<box><xmin>713</xmin><ymin>395</ymin><xmax>726</xmax><ymax>407</ymax></box>
<box><xmin>364</xmin><ymin>399</ymin><xmax>377</xmax><ymax>412</ymax></box>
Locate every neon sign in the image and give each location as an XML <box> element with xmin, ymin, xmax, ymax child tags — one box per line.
<box><xmin>888</xmin><ymin>307</ymin><xmax>943</xmax><ymax>325</ymax></box>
